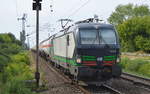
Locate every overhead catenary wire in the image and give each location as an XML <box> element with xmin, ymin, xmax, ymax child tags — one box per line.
<box><xmin>61</xmin><ymin>0</ymin><xmax>85</xmax><ymax>17</ymax></box>
<box><xmin>47</xmin><ymin>0</ymin><xmax>92</xmax><ymax>36</ymax></box>
<box><xmin>67</xmin><ymin>0</ymin><xmax>92</xmax><ymax>19</ymax></box>
<box><xmin>60</xmin><ymin>0</ymin><xmax>92</xmax><ymax>29</ymax></box>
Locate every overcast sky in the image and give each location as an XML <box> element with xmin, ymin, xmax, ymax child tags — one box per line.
<box><xmin>0</xmin><ymin>0</ymin><xmax>149</xmax><ymax>47</ymax></box>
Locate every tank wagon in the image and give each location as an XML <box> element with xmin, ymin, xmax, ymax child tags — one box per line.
<box><xmin>39</xmin><ymin>18</ymin><xmax>122</xmax><ymax>82</ymax></box>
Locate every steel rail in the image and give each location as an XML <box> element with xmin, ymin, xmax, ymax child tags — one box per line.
<box><xmin>122</xmin><ymin>72</ymin><xmax>150</xmax><ymax>81</ymax></box>
<box><xmin>121</xmin><ymin>72</ymin><xmax>150</xmax><ymax>90</ymax></box>
<box><xmin>102</xmin><ymin>84</ymin><xmax>123</xmax><ymax>94</ymax></box>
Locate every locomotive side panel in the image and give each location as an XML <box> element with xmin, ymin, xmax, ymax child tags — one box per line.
<box><xmin>53</xmin><ymin>35</ymin><xmax>67</xmax><ymax>57</ymax></box>
<box><xmin>53</xmin><ymin>32</ymin><xmax>76</xmax><ymax>68</ymax></box>
<box><xmin>43</xmin><ymin>40</ymin><xmax>50</xmax><ymax>55</ymax></box>
<box><xmin>67</xmin><ymin>32</ymin><xmax>76</xmax><ymax>58</ymax></box>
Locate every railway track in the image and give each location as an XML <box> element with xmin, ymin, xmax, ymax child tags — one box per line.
<box><xmin>83</xmin><ymin>84</ymin><xmax>123</xmax><ymax>94</ymax></box>
<box><xmin>121</xmin><ymin>72</ymin><xmax>150</xmax><ymax>91</ymax></box>
<box><xmin>102</xmin><ymin>84</ymin><xmax>123</xmax><ymax>94</ymax></box>
<box><xmin>32</xmin><ymin>52</ymin><xmax>123</xmax><ymax>94</ymax></box>
<box><xmin>43</xmin><ymin>58</ymin><xmax>123</xmax><ymax>94</ymax></box>
<box><xmin>43</xmin><ymin>59</ymin><xmax>90</xmax><ymax>94</ymax></box>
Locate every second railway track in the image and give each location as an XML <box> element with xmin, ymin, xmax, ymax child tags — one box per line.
<box><xmin>121</xmin><ymin>72</ymin><xmax>150</xmax><ymax>91</ymax></box>
<box><xmin>83</xmin><ymin>84</ymin><xmax>123</xmax><ymax>94</ymax></box>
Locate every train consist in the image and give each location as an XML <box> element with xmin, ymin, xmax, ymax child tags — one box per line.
<box><xmin>35</xmin><ymin>18</ymin><xmax>122</xmax><ymax>83</ymax></box>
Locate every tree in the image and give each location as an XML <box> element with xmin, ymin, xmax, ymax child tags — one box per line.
<box><xmin>117</xmin><ymin>16</ymin><xmax>150</xmax><ymax>52</ymax></box>
<box><xmin>108</xmin><ymin>4</ymin><xmax>150</xmax><ymax>25</ymax></box>
<box><xmin>0</xmin><ymin>34</ymin><xmax>12</xmax><ymax>43</ymax></box>
<box><xmin>7</xmin><ymin>33</ymin><xmax>16</xmax><ymax>42</ymax></box>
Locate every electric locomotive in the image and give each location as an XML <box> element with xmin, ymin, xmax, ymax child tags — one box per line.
<box><xmin>40</xmin><ymin>18</ymin><xmax>122</xmax><ymax>83</ymax></box>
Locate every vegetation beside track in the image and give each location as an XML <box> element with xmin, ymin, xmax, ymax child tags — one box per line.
<box><xmin>0</xmin><ymin>33</ymin><xmax>36</xmax><ymax>94</ymax></box>
<box><xmin>120</xmin><ymin>57</ymin><xmax>150</xmax><ymax>78</ymax></box>
<box><xmin>108</xmin><ymin>4</ymin><xmax>150</xmax><ymax>53</ymax></box>
<box><xmin>109</xmin><ymin>4</ymin><xmax>150</xmax><ymax>78</ymax></box>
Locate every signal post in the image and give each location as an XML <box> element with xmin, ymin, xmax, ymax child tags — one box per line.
<box><xmin>32</xmin><ymin>0</ymin><xmax>42</xmax><ymax>87</ymax></box>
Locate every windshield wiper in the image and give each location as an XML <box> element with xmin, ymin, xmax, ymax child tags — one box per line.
<box><xmin>91</xmin><ymin>30</ymin><xmax>99</xmax><ymax>45</ymax></box>
<box><xmin>99</xmin><ymin>34</ymin><xmax>110</xmax><ymax>48</ymax></box>
<box><xmin>91</xmin><ymin>36</ymin><xmax>98</xmax><ymax>45</ymax></box>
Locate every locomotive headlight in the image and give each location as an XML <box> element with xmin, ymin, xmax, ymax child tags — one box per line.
<box><xmin>97</xmin><ymin>57</ymin><xmax>103</xmax><ymax>61</ymax></box>
<box><xmin>116</xmin><ymin>57</ymin><xmax>120</xmax><ymax>63</ymax></box>
<box><xmin>76</xmin><ymin>58</ymin><xmax>81</xmax><ymax>63</ymax></box>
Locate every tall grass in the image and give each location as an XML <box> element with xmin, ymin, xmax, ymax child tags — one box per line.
<box><xmin>120</xmin><ymin>57</ymin><xmax>150</xmax><ymax>77</ymax></box>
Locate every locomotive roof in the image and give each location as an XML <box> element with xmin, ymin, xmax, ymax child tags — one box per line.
<box><xmin>39</xmin><ymin>22</ymin><xmax>115</xmax><ymax>44</ymax></box>
<box><xmin>76</xmin><ymin>22</ymin><xmax>114</xmax><ymax>29</ymax></box>
<box><xmin>53</xmin><ymin>23</ymin><xmax>114</xmax><ymax>38</ymax></box>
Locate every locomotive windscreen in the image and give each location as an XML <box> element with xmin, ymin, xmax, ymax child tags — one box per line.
<box><xmin>80</xmin><ymin>29</ymin><xmax>99</xmax><ymax>44</ymax></box>
<box><xmin>79</xmin><ymin>28</ymin><xmax>117</xmax><ymax>45</ymax></box>
<box><xmin>99</xmin><ymin>28</ymin><xmax>117</xmax><ymax>44</ymax></box>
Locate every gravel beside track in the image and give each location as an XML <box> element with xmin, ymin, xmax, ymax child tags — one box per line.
<box><xmin>30</xmin><ymin>52</ymin><xmax>85</xmax><ymax>94</ymax></box>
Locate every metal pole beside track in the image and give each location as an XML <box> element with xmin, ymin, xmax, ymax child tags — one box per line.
<box><xmin>35</xmin><ymin>5</ymin><xmax>40</xmax><ymax>87</ymax></box>
<box><xmin>33</xmin><ymin>0</ymin><xmax>42</xmax><ymax>88</ymax></box>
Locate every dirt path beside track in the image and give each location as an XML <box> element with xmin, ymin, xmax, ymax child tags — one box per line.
<box><xmin>30</xmin><ymin>52</ymin><xmax>84</xmax><ymax>94</ymax></box>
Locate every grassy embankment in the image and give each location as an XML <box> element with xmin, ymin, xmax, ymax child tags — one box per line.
<box><xmin>0</xmin><ymin>33</ymin><xmax>36</xmax><ymax>94</ymax></box>
<box><xmin>120</xmin><ymin>54</ymin><xmax>150</xmax><ymax>78</ymax></box>
<box><xmin>0</xmin><ymin>52</ymin><xmax>36</xmax><ymax>94</ymax></box>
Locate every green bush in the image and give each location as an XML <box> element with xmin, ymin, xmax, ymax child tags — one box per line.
<box><xmin>117</xmin><ymin>16</ymin><xmax>150</xmax><ymax>52</ymax></box>
<box><xmin>0</xmin><ymin>52</ymin><xmax>35</xmax><ymax>94</ymax></box>
<box><xmin>0</xmin><ymin>56</ymin><xmax>10</xmax><ymax>72</ymax></box>
<box><xmin>5</xmin><ymin>63</ymin><xmax>33</xmax><ymax>81</ymax></box>
<box><xmin>0</xmin><ymin>43</ymin><xmax>22</xmax><ymax>55</ymax></box>
<box><xmin>11</xmin><ymin>52</ymin><xmax>30</xmax><ymax>65</ymax></box>
<box><xmin>0</xmin><ymin>33</ymin><xmax>22</xmax><ymax>45</ymax></box>
<box><xmin>0</xmin><ymin>33</ymin><xmax>35</xmax><ymax>94</ymax></box>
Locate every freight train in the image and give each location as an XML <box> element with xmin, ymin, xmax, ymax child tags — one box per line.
<box><xmin>37</xmin><ymin>18</ymin><xmax>122</xmax><ymax>83</ymax></box>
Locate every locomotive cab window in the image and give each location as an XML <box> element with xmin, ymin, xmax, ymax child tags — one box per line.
<box><xmin>80</xmin><ymin>29</ymin><xmax>99</xmax><ymax>44</ymax></box>
<box><xmin>99</xmin><ymin>28</ymin><xmax>117</xmax><ymax>44</ymax></box>
<box><xmin>79</xmin><ymin>28</ymin><xmax>117</xmax><ymax>45</ymax></box>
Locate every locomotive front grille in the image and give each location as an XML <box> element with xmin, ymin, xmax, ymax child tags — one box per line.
<box><xmin>82</xmin><ymin>56</ymin><xmax>97</xmax><ymax>66</ymax></box>
<box><xmin>81</xmin><ymin>55</ymin><xmax>117</xmax><ymax>66</ymax></box>
<box><xmin>103</xmin><ymin>56</ymin><xmax>116</xmax><ymax>66</ymax></box>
